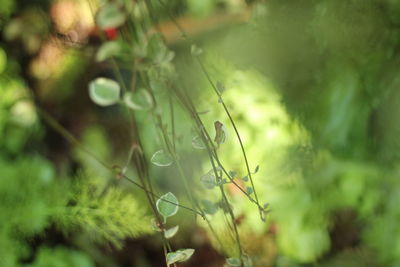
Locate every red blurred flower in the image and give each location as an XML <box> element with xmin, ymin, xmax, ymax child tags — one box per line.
<box><xmin>104</xmin><ymin>28</ymin><xmax>118</xmax><ymax>40</ymax></box>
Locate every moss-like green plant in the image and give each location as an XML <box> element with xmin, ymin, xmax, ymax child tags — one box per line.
<box><xmin>0</xmin><ymin>156</ymin><xmax>67</xmax><ymax>267</ymax></box>
<box><xmin>54</xmin><ymin>172</ymin><xmax>153</xmax><ymax>249</ymax></box>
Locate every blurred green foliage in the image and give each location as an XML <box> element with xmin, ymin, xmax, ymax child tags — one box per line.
<box><xmin>175</xmin><ymin>0</ymin><xmax>400</xmax><ymax>265</ymax></box>
<box><xmin>0</xmin><ymin>3</ymin><xmax>154</xmax><ymax>264</ymax></box>
<box><xmin>29</xmin><ymin>247</ymin><xmax>93</xmax><ymax>267</ymax></box>
<box><xmin>0</xmin><ymin>157</ymin><xmax>64</xmax><ymax>266</ymax></box>
<box><xmin>4</xmin><ymin>0</ymin><xmax>400</xmax><ymax>266</ymax></box>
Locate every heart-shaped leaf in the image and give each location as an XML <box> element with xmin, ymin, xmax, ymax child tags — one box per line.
<box><xmin>200</xmin><ymin>172</ymin><xmax>215</xmax><ymax>189</ymax></box>
<box><xmin>201</xmin><ymin>199</ymin><xmax>218</xmax><ymax>215</ymax></box>
<box><xmin>167</xmin><ymin>249</ymin><xmax>195</xmax><ymax>265</ymax></box>
<box><xmin>151</xmin><ymin>150</ymin><xmax>173</xmax><ymax>167</ymax></box>
<box><xmin>156</xmin><ymin>192</ymin><xmax>179</xmax><ymax>220</ymax></box>
<box><xmin>124</xmin><ymin>89</ymin><xmax>153</xmax><ymax>111</ymax></box>
<box><xmin>192</xmin><ymin>135</ymin><xmax>206</xmax><ymax>149</ymax></box>
<box><xmin>164</xmin><ymin>225</ymin><xmax>179</xmax><ymax>239</ymax></box>
<box><xmin>89</xmin><ymin>77</ymin><xmax>120</xmax><ymax>106</ymax></box>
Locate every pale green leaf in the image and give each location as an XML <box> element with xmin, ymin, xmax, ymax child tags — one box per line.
<box><xmin>164</xmin><ymin>225</ymin><xmax>179</xmax><ymax>239</ymax></box>
<box><xmin>89</xmin><ymin>78</ymin><xmax>120</xmax><ymax>106</ymax></box>
<box><xmin>124</xmin><ymin>89</ymin><xmax>153</xmax><ymax>111</ymax></box>
<box><xmin>156</xmin><ymin>192</ymin><xmax>179</xmax><ymax>220</ymax></box>
<box><xmin>192</xmin><ymin>135</ymin><xmax>206</xmax><ymax>149</ymax></box>
<box><xmin>95</xmin><ymin>41</ymin><xmax>121</xmax><ymax>62</ymax></box>
<box><xmin>200</xmin><ymin>173</ymin><xmax>215</xmax><ymax>189</ymax></box>
<box><xmin>96</xmin><ymin>3</ymin><xmax>126</xmax><ymax>29</ymax></box>
<box><xmin>167</xmin><ymin>249</ymin><xmax>195</xmax><ymax>265</ymax></box>
<box><xmin>151</xmin><ymin>150</ymin><xmax>173</xmax><ymax>167</ymax></box>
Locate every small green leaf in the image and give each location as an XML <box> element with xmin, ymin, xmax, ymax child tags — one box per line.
<box><xmin>95</xmin><ymin>41</ymin><xmax>121</xmax><ymax>62</ymax></box>
<box><xmin>156</xmin><ymin>192</ymin><xmax>179</xmax><ymax>220</ymax></box>
<box><xmin>246</xmin><ymin>186</ymin><xmax>254</xmax><ymax>195</ymax></box>
<box><xmin>89</xmin><ymin>77</ymin><xmax>120</xmax><ymax>106</ymax></box>
<box><xmin>216</xmin><ymin>178</ymin><xmax>229</xmax><ymax>186</ymax></box>
<box><xmin>226</xmin><ymin>257</ymin><xmax>241</xmax><ymax>267</ymax></box>
<box><xmin>151</xmin><ymin>150</ymin><xmax>173</xmax><ymax>166</ymax></box>
<box><xmin>228</xmin><ymin>170</ymin><xmax>237</xmax><ymax>178</ymax></box>
<box><xmin>200</xmin><ymin>173</ymin><xmax>215</xmax><ymax>189</ymax></box>
<box><xmin>201</xmin><ymin>200</ymin><xmax>218</xmax><ymax>215</ymax></box>
<box><xmin>263</xmin><ymin>203</ymin><xmax>269</xmax><ymax>210</ymax></box>
<box><xmin>164</xmin><ymin>225</ymin><xmax>179</xmax><ymax>239</ymax></box>
<box><xmin>254</xmin><ymin>165</ymin><xmax>260</xmax><ymax>174</ymax></box>
<box><xmin>216</xmin><ymin>81</ymin><xmax>225</xmax><ymax>94</ymax></box>
<box><xmin>242</xmin><ymin>175</ymin><xmax>249</xmax><ymax>182</ymax></box>
<box><xmin>147</xmin><ymin>34</ymin><xmax>174</xmax><ymax>64</ymax></box>
<box><xmin>167</xmin><ymin>249</ymin><xmax>195</xmax><ymax>265</ymax></box>
<box><xmin>96</xmin><ymin>3</ymin><xmax>126</xmax><ymax>29</ymax></box>
<box><xmin>150</xmin><ymin>218</ymin><xmax>162</xmax><ymax>232</ymax></box>
<box><xmin>190</xmin><ymin>44</ymin><xmax>203</xmax><ymax>56</ymax></box>
<box><xmin>124</xmin><ymin>89</ymin><xmax>153</xmax><ymax>111</ymax></box>
<box><xmin>192</xmin><ymin>135</ymin><xmax>206</xmax><ymax>149</ymax></box>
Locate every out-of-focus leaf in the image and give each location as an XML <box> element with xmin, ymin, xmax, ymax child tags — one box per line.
<box><xmin>151</xmin><ymin>150</ymin><xmax>173</xmax><ymax>166</ymax></box>
<box><xmin>124</xmin><ymin>89</ymin><xmax>153</xmax><ymax>111</ymax></box>
<box><xmin>89</xmin><ymin>78</ymin><xmax>120</xmax><ymax>106</ymax></box>
<box><xmin>95</xmin><ymin>41</ymin><xmax>121</xmax><ymax>62</ymax></box>
<box><xmin>166</xmin><ymin>249</ymin><xmax>195</xmax><ymax>265</ymax></box>
<box><xmin>164</xmin><ymin>225</ymin><xmax>179</xmax><ymax>239</ymax></box>
<box><xmin>96</xmin><ymin>3</ymin><xmax>126</xmax><ymax>29</ymax></box>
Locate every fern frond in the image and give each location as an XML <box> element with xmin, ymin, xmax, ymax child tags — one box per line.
<box><xmin>54</xmin><ymin>174</ymin><xmax>153</xmax><ymax>249</ymax></box>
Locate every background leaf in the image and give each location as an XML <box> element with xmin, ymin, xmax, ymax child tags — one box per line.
<box><xmin>89</xmin><ymin>78</ymin><xmax>120</xmax><ymax>106</ymax></box>
<box><xmin>96</xmin><ymin>3</ymin><xmax>126</xmax><ymax>30</ymax></box>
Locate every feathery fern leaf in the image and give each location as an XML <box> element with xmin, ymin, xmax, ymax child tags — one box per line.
<box><xmin>54</xmin><ymin>173</ymin><xmax>153</xmax><ymax>249</ymax></box>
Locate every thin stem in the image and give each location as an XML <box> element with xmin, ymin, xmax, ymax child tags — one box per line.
<box><xmin>164</xmin><ymin>85</ymin><xmax>244</xmax><ymax>265</ymax></box>
<box><xmin>38</xmin><ymin>107</ymin><xmax>205</xmax><ymax>218</ymax></box>
<box><xmin>37</xmin><ymin>108</ymin><xmax>110</xmax><ymax>170</ymax></box>
<box><xmin>205</xmin><ymin>134</ymin><xmax>244</xmax><ymax>265</ymax></box>
<box><xmin>138</xmin><ymin>71</ymin><xmax>199</xmax><ymax>215</ymax></box>
<box><xmin>196</xmin><ymin>58</ymin><xmax>261</xmax><ymax>211</ymax></box>
<box><xmin>156</xmin><ymin>0</ymin><xmax>263</xmax><ymax>220</ymax></box>
<box><xmin>122</xmin><ymin>142</ymin><xmax>136</xmax><ymax>174</ymax></box>
<box><xmin>169</xmin><ymin>96</ymin><xmax>177</xmax><ymax>154</ymax></box>
<box><xmin>171</xmin><ymin>85</ymin><xmax>266</xmax><ymax>212</ymax></box>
